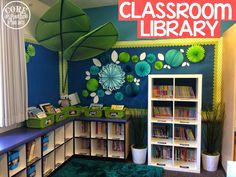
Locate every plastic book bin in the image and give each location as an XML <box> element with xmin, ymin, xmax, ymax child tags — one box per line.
<box><xmin>84</xmin><ymin>106</ymin><xmax>103</xmax><ymax>118</ymax></box>
<box><xmin>61</xmin><ymin>106</ymin><xmax>82</xmax><ymax>118</ymax></box>
<box><xmin>27</xmin><ymin>164</ymin><xmax>36</xmax><ymax>177</ymax></box>
<box><xmin>49</xmin><ymin>112</ymin><xmax>66</xmax><ymax>123</ymax></box>
<box><xmin>8</xmin><ymin>150</ymin><xmax>20</xmax><ymax>170</ymax></box>
<box><xmin>104</xmin><ymin>107</ymin><xmax>126</xmax><ymax>119</ymax></box>
<box><xmin>42</xmin><ymin>136</ymin><xmax>49</xmax><ymax>152</ymax></box>
<box><xmin>26</xmin><ymin>115</ymin><xmax>54</xmax><ymax>128</ymax></box>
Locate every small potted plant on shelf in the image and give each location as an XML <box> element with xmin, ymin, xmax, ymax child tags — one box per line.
<box><xmin>202</xmin><ymin>103</ymin><xmax>225</xmax><ymax>172</ymax></box>
<box><xmin>127</xmin><ymin>108</ymin><xmax>147</xmax><ymax>164</ymax></box>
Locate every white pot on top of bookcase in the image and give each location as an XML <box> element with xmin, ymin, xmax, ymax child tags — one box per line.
<box><xmin>131</xmin><ymin>145</ymin><xmax>147</xmax><ymax>164</ymax></box>
<box><xmin>202</xmin><ymin>153</ymin><xmax>220</xmax><ymax>172</ymax></box>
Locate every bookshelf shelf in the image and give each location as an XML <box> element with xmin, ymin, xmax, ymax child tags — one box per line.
<box><xmin>26</xmin><ymin>137</ymin><xmax>41</xmax><ymax>166</ymax></box>
<box><xmin>74</xmin><ymin>138</ymin><xmax>90</xmax><ymax>156</ymax></box>
<box><xmin>108</xmin><ymin>140</ymin><xmax>124</xmax><ymax>159</ymax></box>
<box><xmin>74</xmin><ymin>121</ymin><xmax>90</xmax><ymax>138</ymax></box>
<box><xmin>42</xmin><ymin>132</ymin><xmax>54</xmax><ymax>156</ymax></box>
<box><xmin>55</xmin><ymin>126</ymin><xmax>65</xmax><ymax>148</ymax></box>
<box><xmin>91</xmin><ymin>122</ymin><xmax>107</xmax><ymax>139</ymax></box>
<box><xmin>108</xmin><ymin>123</ymin><xmax>124</xmax><ymax>141</ymax></box>
<box><xmin>91</xmin><ymin>139</ymin><xmax>107</xmax><ymax>157</ymax></box>
<box><xmin>43</xmin><ymin>151</ymin><xmax>54</xmax><ymax>177</ymax></box>
<box><xmin>27</xmin><ymin>160</ymin><xmax>42</xmax><ymax>177</ymax></box>
<box><xmin>14</xmin><ymin>169</ymin><xmax>26</xmax><ymax>177</ymax></box>
<box><xmin>65</xmin><ymin>139</ymin><xmax>73</xmax><ymax>160</ymax></box>
<box><xmin>65</xmin><ymin>122</ymin><xmax>73</xmax><ymax>141</ymax></box>
<box><xmin>55</xmin><ymin>145</ymin><xmax>65</xmax><ymax>169</ymax></box>
<box><xmin>151</xmin><ymin>137</ymin><xmax>173</xmax><ymax>146</ymax></box>
<box><xmin>148</xmin><ymin>74</ymin><xmax>202</xmax><ymax>173</ymax></box>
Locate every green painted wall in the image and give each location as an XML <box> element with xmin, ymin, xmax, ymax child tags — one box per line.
<box><xmin>85</xmin><ymin>5</ymin><xmax>236</xmax><ymax>40</ymax></box>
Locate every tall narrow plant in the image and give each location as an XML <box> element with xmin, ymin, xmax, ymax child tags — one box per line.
<box><xmin>202</xmin><ymin>103</ymin><xmax>225</xmax><ymax>155</ymax></box>
<box><xmin>128</xmin><ymin>108</ymin><xmax>147</xmax><ymax>149</ymax></box>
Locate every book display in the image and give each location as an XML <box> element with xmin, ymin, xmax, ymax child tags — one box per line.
<box><xmin>148</xmin><ymin>74</ymin><xmax>202</xmax><ymax>173</ymax></box>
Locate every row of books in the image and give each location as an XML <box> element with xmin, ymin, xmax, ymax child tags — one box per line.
<box><xmin>26</xmin><ymin>141</ymin><xmax>36</xmax><ymax>163</ymax></box>
<box><xmin>153</xmin><ymin>146</ymin><xmax>172</xmax><ymax>160</ymax></box>
<box><xmin>80</xmin><ymin>122</ymin><xmax>90</xmax><ymax>134</ymax></box>
<box><xmin>79</xmin><ymin>139</ymin><xmax>90</xmax><ymax>149</ymax></box>
<box><xmin>175</xmin><ymin>147</ymin><xmax>196</xmax><ymax>162</ymax></box>
<box><xmin>94</xmin><ymin>140</ymin><xmax>107</xmax><ymax>150</ymax></box>
<box><xmin>112</xmin><ymin>141</ymin><xmax>124</xmax><ymax>152</ymax></box>
<box><xmin>153</xmin><ymin>85</ymin><xmax>173</xmax><ymax>98</ymax></box>
<box><xmin>153</xmin><ymin>107</ymin><xmax>172</xmax><ymax>117</ymax></box>
<box><xmin>175</xmin><ymin>86</ymin><xmax>195</xmax><ymax>99</ymax></box>
<box><xmin>175</xmin><ymin>127</ymin><xmax>195</xmax><ymax>141</ymax></box>
<box><xmin>152</xmin><ymin>125</ymin><xmax>170</xmax><ymax>139</ymax></box>
<box><xmin>111</xmin><ymin>123</ymin><xmax>124</xmax><ymax>136</ymax></box>
<box><xmin>175</xmin><ymin>107</ymin><xmax>196</xmax><ymax>119</ymax></box>
<box><xmin>95</xmin><ymin>122</ymin><xmax>106</xmax><ymax>135</ymax></box>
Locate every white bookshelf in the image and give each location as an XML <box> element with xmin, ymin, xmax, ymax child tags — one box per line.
<box><xmin>65</xmin><ymin>122</ymin><xmax>73</xmax><ymax>141</ymax></box>
<box><xmin>55</xmin><ymin>145</ymin><xmax>65</xmax><ymax>169</ymax></box>
<box><xmin>108</xmin><ymin>140</ymin><xmax>124</xmax><ymax>159</ymax></box>
<box><xmin>148</xmin><ymin>74</ymin><xmax>202</xmax><ymax>173</ymax></box>
<box><xmin>65</xmin><ymin>139</ymin><xmax>73</xmax><ymax>160</ymax></box>
<box><xmin>0</xmin><ymin>154</ymin><xmax>8</xmax><ymax>177</ymax></box>
<box><xmin>55</xmin><ymin>126</ymin><xmax>65</xmax><ymax>148</ymax></box>
<box><xmin>9</xmin><ymin>145</ymin><xmax>26</xmax><ymax>177</ymax></box>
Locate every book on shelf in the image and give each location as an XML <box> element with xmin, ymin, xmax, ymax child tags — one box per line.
<box><xmin>175</xmin><ymin>127</ymin><xmax>195</xmax><ymax>141</ymax></box>
<box><xmin>153</xmin><ymin>85</ymin><xmax>173</xmax><ymax>98</ymax></box>
<box><xmin>27</xmin><ymin>141</ymin><xmax>36</xmax><ymax>162</ymax></box>
<box><xmin>153</xmin><ymin>146</ymin><xmax>172</xmax><ymax>160</ymax></box>
<box><xmin>80</xmin><ymin>139</ymin><xmax>90</xmax><ymax>149</ymax></box>
<box><xmin>112</xmin><ymin>123</ymin><xmax>124</xmax><ymax>136</ymax></box>
<box><xmin>111</xmin><ymin>105</ymin><xmax>124</xmax><ymax>110</ymax></box>
<box><xmin>175</xmin><ymin>147</ymin><xmax>196</xmax><ymax>162</ymax></box>
<box><xmin>28</xmin><ymin>107</ymin><xmax>47</xmax><ymax>119</ymax></box>
<box><xmin>153</xmin><ymin>106</ymin><xmax>172</xmax><ymax>118</ymax></box>
<box><xmin>152</xmin><ymin>125</ymin><xmax>169</xmax><ymax>139</ymax></box>
<box><xmin>175</xmin><ymin>86</ymin><xmax>195</xmax><ymax>99</ymax></box>
<box><xmin>90</xmin><ymin>103</ymin><xmax>103</xmax><ymax>109</ymax></box>
<box><xmin>81</xmin><ymin>121</ymin><xmax>89</xmax><ymax>134</ymax></box>
<box><xmin>95</xmin><ymin>139</ymin><xmax>107</xmax><ymax>150</ymax></box>
<box><xmin>112</xmin><ymin>141</ymin><xmax>124</xmax><ymax>152</ymax></box>
<box><xmin>175</xmin><ymin>107</ymin><xmax>196</xmax><ymax>119</ymax></box>
<box><xmin>95</xmin><ymin>122</ymin><xmax>106</xmax><ymax>135</ymax></box>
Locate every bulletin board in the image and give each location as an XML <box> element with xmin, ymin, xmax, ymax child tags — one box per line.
<box><xmin>69</xmin><ymin>38</ymin><xmax>222</xmax><ymax>108</ymax></box>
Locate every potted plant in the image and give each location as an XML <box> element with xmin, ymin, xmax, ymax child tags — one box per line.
<box><xmin>127</xmin><ymin>108</ymin><xmax>147</xmax><ymax>164</ymax></box>
<box><xmin>201</xmin><ymin>103</ymin><xmax>225</xmax><ymax>172</ymax></box>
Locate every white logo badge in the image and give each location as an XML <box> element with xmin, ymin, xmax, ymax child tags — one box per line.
<box><xmin>2</xmin><ymin>1</ymin><xmax>31</xmax><ymax>30</ymax></box>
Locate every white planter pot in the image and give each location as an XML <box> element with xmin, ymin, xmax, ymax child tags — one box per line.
<box><xmin>131</xmin><ymin>145</ymin><xmax>147</xmax><ymax>164</ymax></box>
<box><xmin>202</xmin><ymin>153</ymin><xmax>220</xmax><ymax>172</ymax></box>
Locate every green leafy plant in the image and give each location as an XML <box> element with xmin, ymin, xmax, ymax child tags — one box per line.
<box><xmin>126</xmin><ymin>108</ymin><xmax>147</xmax><ymax>149</ymax></box>
<box><xmin>35</xmin><ymin>0</ymin><xmax>118</xmax><ymax>93</ymax></box>
<box><xmin>202</xmin><ymin>103</ymin><xmax>225</xmax><ymax>155</ymax></box>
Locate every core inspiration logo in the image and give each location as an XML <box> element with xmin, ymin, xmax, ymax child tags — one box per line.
<box><xmin>2</xmin><ymin>1</ymin><xmax>31</xmax><ymax>30</ymax></box>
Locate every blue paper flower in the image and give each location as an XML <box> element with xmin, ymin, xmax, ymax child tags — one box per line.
<box><xmin>114</xmin><ymin>92</ymin><xmax>124</xmax><ymax>101</ymax></box>
<box><xmin>97</xmin><ymin>89</ymin><xmax>105</xmax><ymax>97</ymax></box>
<box><xmin>135</xmin><ymin>61</ymin><xmax>151</xmax><ymax>77</ymax></box>
<box><xmin>90</xmin><ymin>65</ymin><xmax>100</xmax><ymax>75</ymax></box>
<box><xmin>146</xmin><ymin>53</ymin><xmax>156</xmax><ymax>63</ymax></box>
<box><xmin>98</xmin><ymin>63</ymin><xmax>125</xmax><ymax>91</ymax></box>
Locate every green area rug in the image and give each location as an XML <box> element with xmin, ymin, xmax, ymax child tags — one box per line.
<box><xmin>51</xmin><ymin>157</ymin><xmax>163</xmax><ymax>177</ymax></box>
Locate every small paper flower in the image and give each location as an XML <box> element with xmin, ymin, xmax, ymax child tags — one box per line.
<box><xmin>126</xmin><ymin>74</ymin><xmax>134</xmax><ymax>82</ymax></box>
<box><xmin>146</xmin><ymin>53</ymin><xmax>156</xmax><ymax>63</ymax></box>
<box><xmin>114</xmin><ymin>92</ymin><xmax>124</xmax><ymax>101</ymax></box>
<box><xmin>186</xmin><ymin>45</ymin><xmax>205</xmax><ymax>63</ymax></box>
<box><xmin>90</xmin><ymin>65</ymin><xmax>99</xmax><ymax>75</ymax></box>
<box><xmin>134</xmin><ymin>78</ymin><xmax>140</xmax><ymax>86</ymax></box>
<box><xmin>135</xmin><ymin>61</ymin><xmax>151</xmax><ymax>77</ymax></box>
<box><xmin>97</xmin><ymin>89</ymin><xmax>105</xmax><ymax>97</ymax></box>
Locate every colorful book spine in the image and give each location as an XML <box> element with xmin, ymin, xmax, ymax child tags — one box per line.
<box><xmin>174</xmin><ymin>147</ymin><xmax>196</xmax><ymax>162</ymax></box>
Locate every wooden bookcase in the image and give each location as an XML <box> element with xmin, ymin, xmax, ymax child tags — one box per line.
<box><xmin>74</xmin><ymin>119</ymin><xmax>130</xmax><ymax>159</ymax></box>
<box><xmin>148</xmin><ymin>74</ymin><xmax>202</xmax><ymax>173</ymax></box>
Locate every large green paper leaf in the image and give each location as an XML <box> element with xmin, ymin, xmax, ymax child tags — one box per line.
<box><xmin>63</xmin><ymin>22</ymin><xmax>118</xmax><ymax>61</ymax></box>
<box><xmin>35</xmin><ymin>0</ymin><xmax>90</xmax><ymax>51</ymax></box>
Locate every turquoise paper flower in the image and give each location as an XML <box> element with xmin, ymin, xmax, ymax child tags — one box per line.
<box><xmin>97</xmin><ymin>89</ymin><xmax>105</xmax><ymax>97</ymax></box>
<box><xmin>114</xmin><ymin>92</ymin><xmax>124</xmax><ymax>101</ymax></box>
<box><xmin>90</xmin><ymin>65</ymin><xmax>100</xmax><ymax>75</ymax></box>
<box><xmin>98</xmin><ymin>63</ymin><xmax>125</xmax><ymax>91</ymax></box>
<box><xmin>135</xmin><ymin>61</ymin><xmax>151</xmax><ymax>77</ymax></box>
<box><xmin>146</xmin><ymin>53</ymin><xmax>156</xmax><ymax>63</ymax></box>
